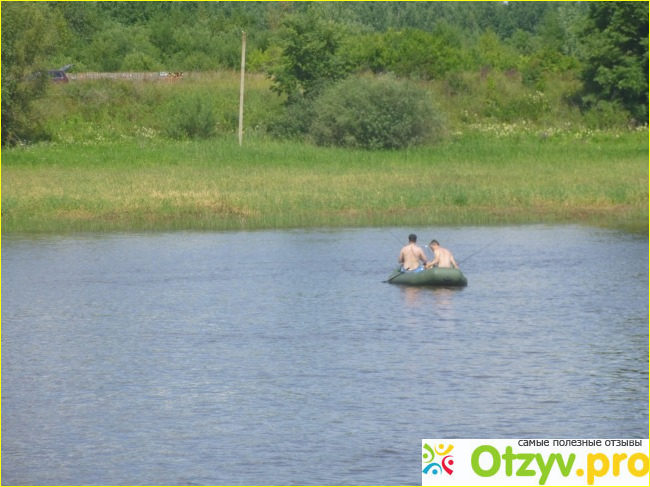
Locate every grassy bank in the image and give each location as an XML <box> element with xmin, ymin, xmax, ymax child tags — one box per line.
<box><xmin>2</xmin><ymin>130</ymin><xmax>647</xmax><ymax>234</ymax></box>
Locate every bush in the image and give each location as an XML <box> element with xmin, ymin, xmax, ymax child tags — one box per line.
<box><xmin>164</xmin><ymin>94</ymin><xmax>217</xmax><ymax>140</ymax></box>
<box><xmin>309</xmin><ymin>75</ymin><xmax>443</xmax><ymax>149</ymax></box>
<box><xmin>267</xmin><ymin>96</ymin><xmax>316</xmax><ymax>140</ymax></box>
<box><xmin>582</xmin><ymin>100</ymin><xmax>631</xmax><ymax>130</ymax></box>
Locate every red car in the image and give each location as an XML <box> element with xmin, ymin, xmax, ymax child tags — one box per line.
<box><xmin>48</xmin><ymin>64</ymin><xmax>73</xmax><ymax>83</ymax></box>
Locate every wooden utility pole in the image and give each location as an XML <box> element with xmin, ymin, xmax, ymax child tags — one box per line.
<box><xmin>238</xmin><ymin>31</ymin><xmax>247</xmax><ymax>146</ymax></box>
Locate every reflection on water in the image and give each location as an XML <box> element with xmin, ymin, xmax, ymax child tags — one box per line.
<box><xmin>2</xmin><ymin>225</ymin><xmax>648</xmax><ymax>485</ymax></box>
<box><xmin>400</xmin><ymin>286</ymin><xmax>462</xmax><ymax>306</ymax></box>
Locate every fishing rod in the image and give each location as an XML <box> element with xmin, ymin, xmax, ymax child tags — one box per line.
<box><xmin>388</xmin><ymin>230</ymin><xmax>429</xmax><ymax>251</ymax></box>
<box><xmin>457</xmin><ymin>240</ymin><xmax>496</xmax><ymax>265</ymax></box>
<box><xmin>387</xmin><ymin>230</ymin><xmax>404</xmax><ymax>245</ymax></box>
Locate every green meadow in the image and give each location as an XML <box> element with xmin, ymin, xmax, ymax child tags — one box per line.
<box><xmin>2</xmin><ymin>130</ymin><xmax>647</xmax><ymax>234</ymax></box>
<box><xmin>1</xmin><ymin>72</ymin><xmax>648</xmax><ymax>234</ymax></box>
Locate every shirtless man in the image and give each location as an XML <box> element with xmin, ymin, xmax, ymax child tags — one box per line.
<box><xmin>426</xmin><ymin>240</ymin><xmax>459</xmax><ymax>269</ymax></box>
<box><xmin>398</xmin><ymin>234</ymin><xmax>428</xmax><ymax>271</ymax></box>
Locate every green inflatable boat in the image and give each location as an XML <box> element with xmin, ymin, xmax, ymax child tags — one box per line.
<box><xmin>386</xmin><ymin>266</ymin><xmax>468</xmax><ymax>287</ymax></box>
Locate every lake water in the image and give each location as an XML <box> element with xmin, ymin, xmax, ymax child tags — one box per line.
<box><xmin>2</xmin><ymin>225</ymin><xmax>648</xmax><ymax>485</ymax></box>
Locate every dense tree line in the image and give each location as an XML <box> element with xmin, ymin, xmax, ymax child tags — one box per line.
<box><xmin>2</xmin><ymin>1</ymin><xmax>648</xmax><ymax>146</ymax></box>
<box><xmin>28</xmin><ymin>1</ymin><xmax>591</xmax><ymax>73</ymax></box>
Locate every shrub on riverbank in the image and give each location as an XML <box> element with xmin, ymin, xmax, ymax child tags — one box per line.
<box><xmin>310</xmin><ymin>76</ymin><xmax>444</xmax><ymax>149</ymax></box>
<box><xmin>163</xmin><ymin>93</ymin><xmax>218</xmax><ymax>140</ymax></box>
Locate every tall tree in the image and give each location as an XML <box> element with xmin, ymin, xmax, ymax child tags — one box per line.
<box><xmin>1</xmin><ymin>3</ymin><xmax>60</xmax><ymax>145</ymax></box>
<box><xmin>580</xmin><ymin>1</ymin><xmax>649</xmax><ymax>122</ymax></box>
<box><xmin>267</xmin><ymin>6</ymin><xmax>351</xmax><ymax>101</ymax></box>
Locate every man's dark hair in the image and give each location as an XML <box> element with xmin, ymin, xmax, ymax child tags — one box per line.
<box><xmin>409</xmin><ymin>234</ymin><xmax>417</xmax><ymax>242</ymax></box>
<box><xmin>430</xmin><ymin>239</ymin><xmax>439</xmax><ymax>246</ymax></box>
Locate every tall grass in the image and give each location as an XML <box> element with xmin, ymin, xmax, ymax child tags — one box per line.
<box><xmin>3</xmin><ymin>131</ymin><xmax>647</xmax><ymax>233</ymax></box>
<box><xmin>35</xmin><ymin>71</ymin><xmax>285</xmax><ymax>143</ymax></box>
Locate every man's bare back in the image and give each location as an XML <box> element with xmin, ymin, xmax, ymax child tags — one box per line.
<box><xmin>398</xmin><ymin>235</ymin><xmax>428</xmax><ymax>271</ymax></box>
<box><xmin>425</xmin><ymin>240</ymin><xmax>459</xmax><ymax>269</ymax></box>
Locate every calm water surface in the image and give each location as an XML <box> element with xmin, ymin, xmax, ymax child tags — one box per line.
<box><xmin>2</xmin><ymin>225</ymin><xmax>648</xmax><ymax>485</ymax></box>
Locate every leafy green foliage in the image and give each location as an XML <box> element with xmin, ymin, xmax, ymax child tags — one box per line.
<box><xmin>1</xmin><ymin>3</ymin><xmax>61</xmax><ymax>145</ymax></box>
<box><xmin>346</xmin><ymin>26</ymin><xmax>468</xmax><ymax>80</ymax></box>
<box><xmin>86</xmin><ymin>24</ymin><xmax>162</xmax><ymax>72</ymax></box>
<box><xmin>267</xmin><ymin>97</ymin><xmax>316</xmax><ymax>140</ymax></box>
<box><xmin>310</xmin><ymin>76</ymin><xmax>442</xmax><ymax>149</ymax></box>
<box><xmin>164</xmin><ymin>94</ymin><xmax>217</xmax><ymax>140</ymax></box>
<box><xmin>2</xmin><ymin>1</ymin><xmax>647</xmax><ymax>146</ymax></box>
<box><xmin>579</xmin><ymin>1</ymin><xmax>649</xmax><ymax>123</ymax></box>
<box><xmin>267</xmin><ymin>8</ymin><xmax>352</xmax><ymax>100</ymax></box>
